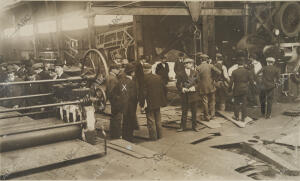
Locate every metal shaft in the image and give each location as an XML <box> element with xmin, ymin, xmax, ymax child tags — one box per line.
<box><xmin>0</xmin><ymin>77</ymin><xmax>83</xmax><ymax>86</ymax></box>
<box><xmin>0</xmin><ymin>93</ymin><xmax>53</xmax><ymax>102</ymax></box>
<box><xmin>0</xmin><ymin>110</ymin><xmax>54</xmax><ymax>120</ymax></box>
<box><xmin>0</xmin><ymin>100</ymin><xmax>81</xmax><ymax>114</ymax></box>
<box><xmin>1</xmin><ymin>121</ymin><xmax>86</xmax><ymax>137</ymax></box>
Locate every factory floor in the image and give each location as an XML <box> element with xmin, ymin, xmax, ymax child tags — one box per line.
<box><xmin>10</xmin><ymin>99</ymin><xmax>300</xmax><ymax>180</ymax></box>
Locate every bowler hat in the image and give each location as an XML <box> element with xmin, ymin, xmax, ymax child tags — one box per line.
<box><xmin>124</xmin><ymin>63</ymin><xmax>135</xmax><ymax>74</ymax></box>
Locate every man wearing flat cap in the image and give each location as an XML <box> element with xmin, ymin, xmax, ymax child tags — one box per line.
<box><xmin>174</xmin><ymin>52</ymin><xmax>185</xmax><ymax>77</ymax></box>
<box><xmin>106</xmin><ymin>64</ymin><xmax>123</xmax><ymax>139</ymax></box>
<box><xmin>119</xmin><ymin>63</ymin><xmax>139</xmax><ymax>142</ymax></box>
<box><xmin>229</xmin><ymin>55</ymin><xmax>254</xmax><ymax>122</ymax></box>
<box><xmin>155</xmin><ymin>55</ymin><xmax>169</xmax><ymax>85</ymax></box>
<box><xmin>196</xmin><ymin>54</ymin><xmax>221</xmax><ymax>121</ymax></box>
<box><xmin>257</xmin><ymin>57</ymin><xmax>280</xmax><ymax>119</ymax></box>
<box><xmin>142</xmin><ymin>63</ymin><xmax>167</xmax><ymax>140</ymax></box>
<box><xmin>176</xmin><ymin>58</ymin><xmax>199</xmax><ymax>131</ymax></box>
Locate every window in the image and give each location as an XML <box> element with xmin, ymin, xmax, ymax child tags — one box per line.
<box><xmin>38</xmin><ymin>21</ymin><xmax>56</xmax><ymax>33</ymax></box>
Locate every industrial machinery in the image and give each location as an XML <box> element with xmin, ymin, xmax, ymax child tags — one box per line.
<box><xmin>0</xmin><ymin>60</ymin><xmax>108</xmax><ymax>179</ymax></box>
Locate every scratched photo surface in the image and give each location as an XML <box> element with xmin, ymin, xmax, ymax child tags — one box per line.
<box><xmin>1</xmin><ymin>0</ymin><xmax>300</xmax><ymax>180</ymax></box>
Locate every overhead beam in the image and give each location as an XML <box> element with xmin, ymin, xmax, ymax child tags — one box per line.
<box><xmin>91</xmin><ymin>7</ymin><xmax>247</xmax><ymax>16</ymax></box>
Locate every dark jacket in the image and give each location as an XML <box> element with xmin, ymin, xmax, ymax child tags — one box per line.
<box><xmin>196</xmin><ymin>62</ymin><xmax>221</xmax><ymax>94</ymax></box>
<box><xmin>106</xmin><ymin>73</ymin><xmax>123</xmax><ymax>111</ymax></box>
<box><xmin>258</xmin><ymin>65</ymin><xmax>280</xmax><ymax>90</ymax></box>
<box><xmin>57</xmin><ymin>72</ymin><xmax>70</xmax><ymax>79</ymax></box>
<box><xmin>155</xmin><ymin>62</ymin><xmax>169</xmax><ymax>85</ymax></box>
<box><xmin>143</xmin><ymin>73</ymin><xmax>167</xmax><ymax>110</ymax></box>
<box><xmin>174</xmin><ymin>60</ymin><xmax>185</xmax><ymax>76</ymax></box>
<box><xmin>229</xmin><ymin>66</ymin><xmax>254</xmax><ymax>96</ymax></box>
<box><xmin>176</xmin><ymin>69</ymin><xmax>199</xmax><ymax>103</ymax></box>
<box><xmin>39</xmin><ymin>70</ymin><xmax>52</xmax><ymax>80</ymax></box>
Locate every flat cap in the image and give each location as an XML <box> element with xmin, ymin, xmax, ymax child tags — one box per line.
<box><xmin>266</xmin><ymin>57</ymin><xmax>275</xmax><ymax>62</ymax></box>
<box><xmin>216</xmin><ymin>53</ymin><xmax>223</xmax><ymax>57</ymax></box>
<box><xmin>200</xmin><ymin>54</ymin><xmax>209</xmax><ymax>58</ymax></box>
<box><xmin>183</xmin><ymin>58</ymin><xmax>194</xmax><ymax>63</ymax></box>
<box><xmin>115</xmin><ymin>54</ymin><xmax>122</xmax><ymax>59</ymax></box>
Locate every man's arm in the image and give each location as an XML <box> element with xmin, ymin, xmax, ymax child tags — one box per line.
<box><xmin>211</xmin><ymin>64</ymin><xmax>222</xmax><ymax>75</ymax></box>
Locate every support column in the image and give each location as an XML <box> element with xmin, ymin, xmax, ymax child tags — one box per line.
<box><xmin>244</xmin><ymin>3</ymin><xmax>250</xmax><ymax>36</ymax></box>
<box><xmin>31</xmin><ymin>5</ymin><xmax>39</xmax><ymax>59</ymax></box>
<box><xmin>87</xmin><ymin>15</ymin><xmax>96</xmax><ymax>49</ymax></box>
<box><xmin>54</xmin><ymin>2</ymin><xmax>63</xmax><ymax>62</ymax></box>
<box><xmin>133</xmin><ymin>15</ymin><xmax>144</xmax><ymax>60</ymax></box>
<box><xmin>202</xmin><ymin>2</ymin><xmax>215</xmax><ymax>58</ymax></box>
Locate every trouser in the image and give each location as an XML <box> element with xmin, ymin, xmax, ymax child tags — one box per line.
<box><xmin>181</xmin><ymin>95</ymin><xmax>197</xmax><ymax>129</ymax></box>
<box><xmin>216</xmin><ymin>88</ymin><xmax>226</xmax><ymax>111</ymax></box>
<box><xmin>259</xmin><ymin>88</ymin><xmax>274</xmax><ymax>117</ymax></box>
<box><xmin>233</xmin><ymin>94</ymin><xmax>247</xmax><ymax>120</ymax></box>
<box><xmin>200</xmin><ymin>92</ymin><xmax>215</xmax><ymax>120</ymax></box>
<box><xmin>109</xmin><ymin>106</ymin><xmax>123</xmax><ymax>139</ymax></box>
<box><xmin>146</xmin><ymin>108</ymin><xmax>162</xmax><ymax>140</ymax></box>
<box><xmin>122</xmin><ymin>104</ymin><xmax>136</xmax><ymax>142</ymax></box>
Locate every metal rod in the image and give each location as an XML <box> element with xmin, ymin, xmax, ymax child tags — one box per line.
<box><xmin>0</xmin><ymin>110</ymin><xmax>54</xmax><ymax>120</ymax></box>
<box><xmin>0</xmin><ymin>100</ymin><xmax>81</xmax><ymax>114</ymax></box>
<box><xmin>0</xmin><ymin>93</ymin><xmax>53</xmax><ymax>102</ymax></box>
<box><xmin>0</xmin><ymin>77</ymin><xmax>83</xmax><ymax>86</ymax></box>
<box><xmin>0</xmin><ymin>121</ymin><xmax>86</xmax><ymax>137</ymax></box>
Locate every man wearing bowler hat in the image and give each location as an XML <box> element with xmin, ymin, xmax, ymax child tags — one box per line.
<box><xmin>155</xmin><ymin>55</ymin><xmax>169</xmax><ymax>85</ymax></box>
<box><xmin>106</xmin><ymin>64</ymin><xmax>123</xmax><ymax>139</ymax></box>
<box><xmin>229</xmin><ymin>51</ymin><xmax>254</xmax><ymax>122</ymax></box>
<box><xmin>258</xmin><ymin>57</ymin><xmax>280</xmax><ymax>119</ymax></box>
<box><xmin>142</xmin><ymin>63</ymin><xmax>167</xmax><ymax>140</ymax></box>
<box><xmin>176</xmin><ymin>58</ymin><xmax>199</xmax><ymax>132</ymax></box>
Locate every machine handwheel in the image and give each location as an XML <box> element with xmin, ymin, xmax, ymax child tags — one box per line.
<box><xmin>90</xmin><ymin>83</ymin><xmax>107</xmax><ymax>113</ymax></box>
<box><xmin>82</xmin><ymin>49</ymin><xmax>109</xmax><ymax>79</ymax></box>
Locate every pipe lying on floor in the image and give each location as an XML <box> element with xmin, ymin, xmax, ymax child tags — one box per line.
<box><xmin>0</xmin><ymin>125</ymin><xmax>82</xmax><ymax>153</ymax></box>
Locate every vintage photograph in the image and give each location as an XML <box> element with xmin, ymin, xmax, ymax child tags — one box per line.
<box><xmin>0</xmin><ymin>0</ymin><xmax>300</xmax><ymax>180</ymax></box>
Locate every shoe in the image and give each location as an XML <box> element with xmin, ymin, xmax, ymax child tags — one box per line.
<box><xmin>177</xmin><ymin>128</ymin><xmax>186</xmax><ymax>132</ymax></box>
<box><xmin>192</xmin><ymin>127</ymin><xmax>200</xmax><ymax>132</ymax></box>
<box><xmin>232</xmin><ymin>116</ymin><xmax>239</xmax><ymax>121</ymax></box>
<box><xmin>265</xmin><ymin>115</ymin><xmax>271</xmax><ymax>119</ymax></box>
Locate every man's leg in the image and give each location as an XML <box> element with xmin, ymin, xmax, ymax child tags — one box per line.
<box><xmin>179</xmin><ymin>95</ymin><xmax>188</xmax><ymax>130</ymax></box>
<box><xmin>154</xmin><ymin>108</ymin><xmax>163</xmax><ymax>139</ymax></box>
<box><xmin>233</xmin><ymin>96</ymin><xmax>240</xmax><ymax>120</ymax></box>
<box><xmin>259</xmin><ymin>90</ymin><xmax>266</xmax><ymax>116</ymax></box>
<box><xmin>208</xmin><ymin>92</ymin><xmax>216</xmax><ymax>118</ymax></box>
<box><xmin>266</xmin><ymin>89</ymin><xmax>274</xmax><ymax>118</ymax></box>
<box><xmin>191</xmin><ymin>101</ymin><xmax>198</xmax><ymax>130</ymax></box>
<box><xmin>201</xmin><ymin>94</ymin><xmax>210</xmax><ymax>121</ymax></box>
<box><xmin>146</xmin><ymin>109</ymin><xmax>158</xmax><ymax>140</ymax></box>
<box><xmin>241</xmin><ymin>94</ymin><xmax>248</xmax><ymax>121</ymax></box>
<box><xmin>110</xmin><ymin>107</ymin><xmax>123</xmax><ymax>139</ymax></box>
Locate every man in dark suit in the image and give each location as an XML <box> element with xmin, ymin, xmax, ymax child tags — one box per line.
<box><xmin>257</xmin><ymin>57</ymin><xmax>280</xmax><ymax>119</ymax></box>
<box><xmin>106</xmin><ymin>64</ymin><xmax>123</xmax><ymax>139</ymax></box>
<box><xmin>229</xmin><ymin>55</ymin><xmax>254</xmax><ymax>122</ymax></box>
<box><xmin>174</xmin><ymin>52</ymin><xmax>185</xmax><ymax>77</ymax></box>
<box><xmin>176</xmin><ymin>58</ymin><xmax>199</xmax><ymax>132</ymax></box>
<box><xmin>142</xmin><ymin>63</ymin><xmax>167</xmax><ymax>140</ymax></box>
<box><xmin>54</xmin><ymin>64</ymin><xmax>70</xmax><ymax>79</ymax></box>
<box><xmin>155</xmin><ymin>55</ymin><xmax>169</xmax><ymax>85</ymax></box>
<box><xmin>196</xmin><ymin>54</ymin><xmax>221</xmax><ymax>121</ymax></box>
<box><xmin>119</xmin><ymin>63</ymin><xmax>139</xmax><ymax>142</ymax></box>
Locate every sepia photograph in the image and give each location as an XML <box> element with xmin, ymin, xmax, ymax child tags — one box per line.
<box><xmin>0</xmin><ymin>0</ymin><xmax>300</xmax><ymax>180</ymax></box>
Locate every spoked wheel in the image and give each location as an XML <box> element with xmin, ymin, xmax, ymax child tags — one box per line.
<box><xmin>82</xmin><ymin>49</ymin><xmax>109</xmax><ymax>79</ymax></box>
<box><xmin>82</xmin><ymin>49</ymin><xmax>109</xmax><ymax>112</ymax></box>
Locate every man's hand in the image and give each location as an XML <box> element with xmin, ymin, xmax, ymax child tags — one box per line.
<box><xmin>182</xmin><ymin>88</ymin><xmax>188</xmax><ymax>93</ymax></box>
<box><xmin>189</xmin><ymin>86</ymin><xmax>196</xmax><ymax>92</ymax></box>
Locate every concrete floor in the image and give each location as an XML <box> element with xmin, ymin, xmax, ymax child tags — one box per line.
<box><xmin>13</xmin><ymin>100</ymin><xmax>300</xmax><ymax>180</ymax></box>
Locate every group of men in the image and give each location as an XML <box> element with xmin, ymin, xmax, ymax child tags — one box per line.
<box><xmin>0</xmin><ymin>61</ymin><xmax>70</xmax><ymax>108</ymax></box>
<box><xmin>106</xmin><ymin>50</ymin><xmax>281</xmax><ymax>141</ymax></box>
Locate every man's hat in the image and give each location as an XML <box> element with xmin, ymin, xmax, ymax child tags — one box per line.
<box><xmin>216</xmin><ymin>53</ymin><xmax>223</xmax><ymax>58</ymax></box>
<box><xmin>183</xmin><ymin>58</ymin><xmax>194</xmax><ymax>64</ymax></box>
<box><xmin>178</xmin><ymin>52</ymin><xmax>185</xmax><ymax>57</ymax></box>
<box><xmin>266</xmin><ymin>57</ymin><xmax>275</xmax><ymax>62</ymax></box>
<box><xmin>142</xmin><ymin>63</ymin><xmax>152</xmax><ymax>70</ymax></box>
<box><xmin>32</xmin><ymin>63</ymin><xmax>43</xmax><ymax>69</ymax></box>
<box><xmin>200</xmin><ymin>54</ymin><xmax>209</xmax><ymax>59</ymax></box>
<box><xmin>124</xmin><ymin>63</ymin><xmax>135</xmax><ymax>74</ymax></box>
<box><xmin>109</xmin><ymin>64</ymin><xmax>121</xmax><ymax>70</ymax></box>
<box><xmin>236</xmin><ymin>50</ymin><xmax>247</xmax><ymax>58</ymax></box>
<box><xmin>115</xmin><ymin>54</ymin><xmax>122</xmax><ymax>59</ymax></box>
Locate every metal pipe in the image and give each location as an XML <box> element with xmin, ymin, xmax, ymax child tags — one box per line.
<box><xmin>0</xmin><ymin>77</ymin><xmax>83</xmax><ymax>86</ymax></box>
<box><xmin>0</xmin><ymin>121</ymin><xmax>86</xmax><ymax>137</ymax></box>
<box><xmin>0</xmin><ymin>93</ymin><xmax>53</xmax><ymax>102</ymax></box>
<box><xmin>0</xmin><ymin>100</ymin><xmax>81</xmax><ymax>114</ymax></box>
<box><xmin>0</xmin><ymin>110</ymin><xmax>54</xmax><ymax>120</ymax></box>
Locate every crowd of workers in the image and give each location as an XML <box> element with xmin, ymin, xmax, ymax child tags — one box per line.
<box><xmin>0</xmin><ymin>49</ymin><xmax>281</xmax><ymax>143</ymax></box>
<box><xmin>106</xmin><ymin>50</ymin><xmax>281</xmax><ymax>142</ymax></box>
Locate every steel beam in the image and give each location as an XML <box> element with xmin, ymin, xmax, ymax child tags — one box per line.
<box><xmin>0</xmin><ymin>110</ymin><xmax>54</xmax><ymax>120</ymax></box>
<box><xmin>92</xmin><ymin>6</ymin><xmax>247</xmax><ymax>16</ymax></box>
